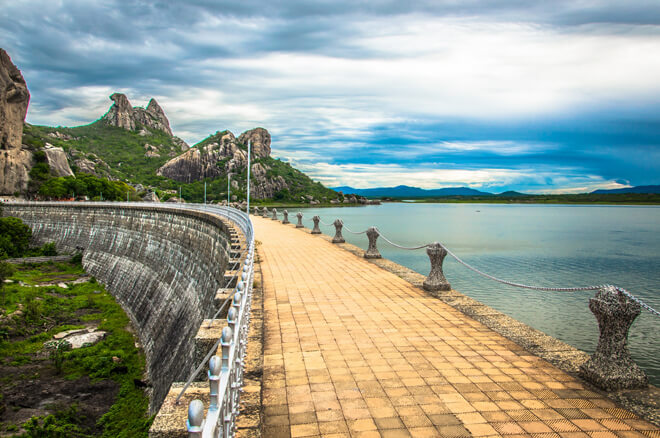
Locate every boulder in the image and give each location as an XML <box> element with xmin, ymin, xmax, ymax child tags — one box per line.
<box><xmin>142</xmin><ymin>191</ymin><xmax>159</xmax><ymax>202</ymax></box>
<box><xmin>172</xmin><ymin>136</ymin><xmax>189</xmax><ymax>151</ymax></box>
<box><xmin>75</xmin><ymin>157</ymin><xmax>98</xmax><ymax>176</ymax></box>
<box><xmin>44</xmin><ymin>145</ymin><xmax>74</xmax><ymax>177</ymax></box>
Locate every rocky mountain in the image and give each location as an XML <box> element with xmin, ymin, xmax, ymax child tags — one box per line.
<box><xmin>101</xmin><ymin>93</ymin><xmax>188</xmax><ymax>150</ymax></box>
<box><xmin>591</xmin><ymin>185</ymin><xmax>660</xmax><ymax>194</ymax></box>
<box><xmin>0</xmin><ymin>48</ymin><xmax>32</xmax><ymax>195</ymax></box>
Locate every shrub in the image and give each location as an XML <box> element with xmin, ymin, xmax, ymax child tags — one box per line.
<box><xmin>44</xmin><ymin>340</ymin><xmax>72</xmax><ymax>375</ymax></box>
<box><xmin>41</xmin><ymin>242</ymin><xmax>57</xmax><ymax>256</ymax></box>
<box><xmin>0</xmin><ymin>217</ymin><xmax>32</xmax><ymax>258</ymax></box>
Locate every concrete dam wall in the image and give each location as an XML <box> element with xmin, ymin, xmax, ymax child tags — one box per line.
<box><xmin>2</xmin><ymin>203</ymin><xmax>234</xmax><ymax>411</ymax></box>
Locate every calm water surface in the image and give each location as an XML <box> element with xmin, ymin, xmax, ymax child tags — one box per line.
<box><xmin>294</xmin><ymin>203</ymin><xmax>660</xmax><ymax>385</ymax></box>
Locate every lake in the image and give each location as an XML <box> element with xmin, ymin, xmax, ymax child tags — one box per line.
<box><xmin>292</xmin><ymin>203</ymin><xmax>660</xmax><ymax>385</ymax></box>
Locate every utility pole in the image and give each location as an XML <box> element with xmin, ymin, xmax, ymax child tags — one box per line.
<box><xmin>227</xmin><ymin>174</ymin><xmax>231</xmax><ymax>205</ymax></box>
<box><xmin>247</xmin><ymin>140</ymin><xmax>251</xmax><ymax>214</ymax></box>
<box><xmin>179</xmin><ymin>186</ymin><xmax>182</xmax><ymax>203</ymax></box>
<box><xmin>204</xmin><ymin>181</ymin><xmax>207</xmax><ymax>205</ymax></box>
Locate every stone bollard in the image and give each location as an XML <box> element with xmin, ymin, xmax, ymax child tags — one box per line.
<box><xmin>332</xmin><ymin>219</ymin><xmax>345</xmax><ymax>243</ymax></box>
<box><xmin>262</xmin><ymin>207</ymin><xmax>269</xmax><ymax>218</ymax></box>
<box><xmin>579</xmin><ymin>286</ymin><xmax>648</xmax><ymax>390</ymax></box>
<box><xmin>187</xmin><ymin>399</ymin><xmax>205</xmax><ymax>437</ymax></box>
<box><xmin>296</xmin><ymin>212</ymin><xmax>304</xmax><ymax>228</ymax></box>
<box><xmin>271</xmin><ymin>208</ymin><xmax>278</xmax><ymax>220</ymax></box>
<box><xmin>423</xmin><ymin>242</ymin><xmax>451</xmax><ymax>293</ymax></box>
<box><xmin>364</xmin><ymin>227</ymin><xmax>381</xmax><ymax>259</ymax></box>
<box><xmin>253</xmin><ymin>206</ymin><xmax>259</xmax><ymax>215</ymax></box>
<box><xmin>311</xmin><ymin>216</ymin><xmax>321</xmax><ymax>234</ymax></box>
<box><xmin>282</xmin><ymin>210</ymin><xmax>290</xmax><ymax>224</ymax></box>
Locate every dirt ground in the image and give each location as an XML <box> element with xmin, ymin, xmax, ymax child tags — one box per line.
<box><xmin>0</xmin><ymin>360</ymin><xmax>118</xmax><ymax>436</ymax></box>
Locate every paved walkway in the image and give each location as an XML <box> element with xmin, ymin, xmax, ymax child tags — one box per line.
<box><xmin>253</xmin><ymin>216</ymin><xmax>658</xmax><ymax>438</ymax></box>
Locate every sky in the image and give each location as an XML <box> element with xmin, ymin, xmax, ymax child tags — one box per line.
<box><xmin>2</xmin><ymin>0</ymin><xmax>660</xmax><ymax>193</ymax></box>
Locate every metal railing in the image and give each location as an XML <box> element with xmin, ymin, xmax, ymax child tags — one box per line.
<box><xmin>3</xmin><ymin>201</ymin><xmax>257</xmax><ymax>436</ymax></box>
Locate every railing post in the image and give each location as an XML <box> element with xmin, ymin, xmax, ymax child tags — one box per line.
<box><xmin>423</xmin><ymin>242</ymin><xmax>451</xmax><ymax>293</ymax></box>
<box><xmin>364</xmin><ymin>227</ymin><xmax>381</xmax><ymax>259</ymax></box>
<box><xmin>332</xmin><ymin>219</ymin><xmax>345</xmax><ymax>243</ymax></box>
<box><xmin>271</xmin><ymin>208</ymin><xmax>278</xmax><ymax>220</ymax></box>
<box><xmin>311</xmin><ymin>215</ymin><xmax>321</xmax><ymax>234</ymax></box>
<box><xmin>282</xmin><ymin>210</ymin><xmax>290</xmax><ymax>224</ymax></box>
<box><xmin>187</xmin><ymin>399</ymin><xmax>205</xmax><ymax>437</ymax></box>
<box><xmin>208</xmin><ymin>355</ymin><xmax>221</xmax><ymax>410</ymax></box>
<box><xmin>579</xmin><ymin>286</ymin><xmax>648</xmax><ymax>390</ymax></box>
<box><xmin>296</xmin><ymin>212</ymin><xmax>304</xmax><ymax>228</ymax></box>
<box><xmin>221</xmin><ymin>326</ymin><xmax>232</xmax><ymax>371</ymax></box>
<box><xmin>262</xmin><ymin>207</ymin><xmax>269</xmax><ymax>218</ymax></box>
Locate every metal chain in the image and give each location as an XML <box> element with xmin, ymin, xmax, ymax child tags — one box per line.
<box><xmin>374</xmin><ymin>227</ymin><xmax>430</xmax><ymax>250</ymax></box>
<box><xmin>440</xmin><ymin>243</ymin><xmax>604</xmax><ymax>292</ymax></box>
<box><xmin>438</xmin><ymin>243</ymin><xmax>660</xmax><ymax>317</ymax></box>
<box><xmin>614</xmin><ymin>286</ymin><xmax>660</xmax><ymax>318</ymax></box>
<box><xmin>342</xmin><ymin>223</ymin><xmax>367</xmax><ymax>235</ymax></box>
<box><xmin>319</xmin><ymin>218</ymin><xmax>333</xmax><ymax>226</ymax></box>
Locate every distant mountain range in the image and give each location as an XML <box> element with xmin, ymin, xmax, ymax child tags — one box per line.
<box><xmin>591</xmin><ymin>185</ymin><xmax>660</xmax><ymax>194</ymax></box>
<box><xmin>331</xmin><ymin>185</ymin><xmax>523</xmax><ymax>198</ymax></box>
<box><xmin>332</xmin><ymin>184</ymin><xmax>660</xmax><ymax>198</ymax></box>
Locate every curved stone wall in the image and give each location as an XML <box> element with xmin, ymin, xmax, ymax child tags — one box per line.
<box><xmin>2</xmin><ymin>203</ymin><xmax>234</xmax><ymax>411</ymax></box>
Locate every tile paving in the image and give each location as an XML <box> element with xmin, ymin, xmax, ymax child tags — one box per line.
<box><xmin>253</xmin><ymin>216</ymin><xmax>658</xmax><ymax>438</ymax></box>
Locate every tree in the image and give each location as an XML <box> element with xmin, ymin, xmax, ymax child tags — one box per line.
<box><xmin>0</xmin><ymin>217</ymin><xmax>32</xmax><ymax>258</ymax></box>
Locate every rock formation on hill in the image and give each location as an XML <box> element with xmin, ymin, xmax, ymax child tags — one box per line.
<box><xmin>238</xmin><ymin>128</ymin><xmax>271</xmax><ymax>158</ymax></box>
<box><xmin>0</xmin><ymin>48</ymin><xmax>32</xmax><ymax>195</ymax></box>
<box><xmin>102</xmin><ymin>93</ymin><xmax>136</xmax><ymax>131</ymax></box>
<box><xmin>134</xmin><ymin>99</ymin><xmax>172</xmax><ymax>136</ymax></box>
<box><xmin>157</xmin><ymin>127</ymin><xmax>289</xmax><ymax>199</ymax></box>
<box><xmin>157</xmin><ymin>130</ymin><xmax>243</xmax><ymax>183</ymax></box>
<box><xmin>101</xmin><ymin>93</ymin><xmax>187</xmax><ymax>149</ymax></box>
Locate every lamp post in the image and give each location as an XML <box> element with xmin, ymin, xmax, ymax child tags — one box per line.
<box><xmin>246</xmin><ymin>140</ymin><xmax>251</xmax><ymax>214</ymax></box>
<box><xmin>227</xmin><ymin>174</ymin><xmax>231</xmax><ymax>205</ymax></box>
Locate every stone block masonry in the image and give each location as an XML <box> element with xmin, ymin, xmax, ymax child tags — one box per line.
<box><xmin>3</xmin><ymin>203</ymin><xmax>234</xmax><ymax>412</ymax></box>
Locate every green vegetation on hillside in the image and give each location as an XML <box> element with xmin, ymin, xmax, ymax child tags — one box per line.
<box><xmin>24</xmin><ymin>122</ymin><xmax>339</xmax><ymax>204</ymax></box>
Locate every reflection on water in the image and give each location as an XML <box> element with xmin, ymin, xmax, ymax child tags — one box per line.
<box><xmin>295</xmin><ymin>203</ymin><xmax>660</xmax><ymax>385</ymax></box>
